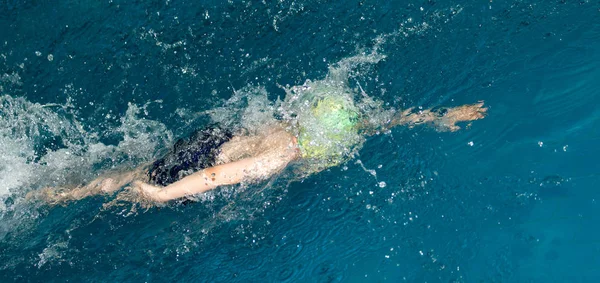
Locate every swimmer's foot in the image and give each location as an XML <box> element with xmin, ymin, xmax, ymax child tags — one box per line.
<box><xmin>435</xmin><ymin>101</ymin><xmax>487</xmax><ymax>132</ymax></box>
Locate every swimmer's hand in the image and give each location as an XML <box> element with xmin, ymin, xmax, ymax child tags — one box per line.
<box><xmin>25</xmin><ymin>186</ymin><xmax>70</xmax><ymax>206</ymax></box>
<box><xmin>132</xmin><ymin>181</ymin><xmax>168</xmax><ymax>203</ymax></box>
<box><xmin>387</xmin><ymin>101</ymin><xmax>487</xmax><ymax>132</ymax></box>
<box><xmin>434</xmin><ymin>101</ymin><xmax>487</xmax><ymax>132</ymax></box>
<box><xmin>25</xmin><ymin>178</ymin><xmax>117</xmax><ymax>206</ymax></box>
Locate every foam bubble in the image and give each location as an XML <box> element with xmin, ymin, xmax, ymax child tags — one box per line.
<box><xmin>0</xmin><ymin>95</ymin><xmax>173</xmax><ymax>210</ymax></box>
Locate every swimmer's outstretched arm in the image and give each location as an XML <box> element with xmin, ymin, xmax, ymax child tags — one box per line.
<box><xmin>135</xmin><ymin>145</ymin><xmax>299</xmax><ymax>202</ymax></box>
<box><xmin>384</xmin><ymin>101</ymin><xmax>487</xmax><ymax>132</ymax></box>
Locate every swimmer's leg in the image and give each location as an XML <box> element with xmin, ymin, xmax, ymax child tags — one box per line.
<box><xmin>389</xmin><ymin>101</ymin><xmax>487</xmax><ymax>132</ymax></box>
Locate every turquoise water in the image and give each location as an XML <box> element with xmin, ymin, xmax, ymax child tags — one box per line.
<box><xmin>1</xmin><ymin>0</ymin><xmax>600</xmax><ymax>282</ymax></box>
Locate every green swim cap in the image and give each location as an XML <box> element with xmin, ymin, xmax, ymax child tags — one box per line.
<box><xmin>298</xmin><ymin>96</ymin><xmax>360</xmax><ymax>168</ymax></box>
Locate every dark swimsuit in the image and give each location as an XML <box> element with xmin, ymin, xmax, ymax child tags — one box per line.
<box><xmin>147</xmin><ymin>126</ymin><xmax>233</xmax><ymax>186</ymax></box>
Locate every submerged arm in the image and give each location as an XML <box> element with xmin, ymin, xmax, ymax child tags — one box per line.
<box><xmin>378</xmin><ymin>101</ymin><xmax>487</xmax><ymax>133</ymax></box>
<box><xmin>26</xmin><ymin>167</ymin><xmax>148</xmax><ymax>205</ymax></box>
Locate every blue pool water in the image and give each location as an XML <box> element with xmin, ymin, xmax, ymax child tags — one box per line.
<box><xmin>1</xmin><ymin>0</ymin><xmax>600</xmax><ymax>282</ymax></box>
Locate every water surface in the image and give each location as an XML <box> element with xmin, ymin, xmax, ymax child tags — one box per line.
<box><xmin>1</xmin><ymin>1</ymin><xmax>600</xmax><ymax>282</ymax></box>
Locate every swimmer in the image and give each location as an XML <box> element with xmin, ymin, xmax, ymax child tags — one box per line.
<box><xmin>28</xmin><ymin>80</ymin><xmax>487</xmax><ymax>205</ymax></box>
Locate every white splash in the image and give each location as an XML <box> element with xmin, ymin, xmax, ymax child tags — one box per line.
<box><xmin>0</xmin><ymin>95</ymin><xmax>173</xmax><ymax>211</ymax></box>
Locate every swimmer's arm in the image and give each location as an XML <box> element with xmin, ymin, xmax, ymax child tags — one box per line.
<box><xmin>137</xmin><ymin>150</ymin><xmax>298</xmax><ymax>202</ymax></box>
<box><xmin>26</xmin><ymin>167</ymin><xmax>148</xmax><ymax>205</ymax></box>
<box><xmin>384</xmin><ymin>101</ymin><xmax>487</xmax><ymax>132</ymax></box>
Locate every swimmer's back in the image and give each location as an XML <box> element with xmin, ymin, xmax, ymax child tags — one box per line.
<box><xmin>147</xmin><ymin>126</ymin><xmax>233</xmax><ymax>186</ymax></box>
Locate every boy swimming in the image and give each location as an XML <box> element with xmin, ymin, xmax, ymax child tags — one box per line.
<box><xmin>29</xmin><ymin>54</ymin><xmax>487</xmax><ymax>205</ymax></box>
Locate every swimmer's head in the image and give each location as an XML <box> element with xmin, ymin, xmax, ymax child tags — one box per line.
<box><xmin>310</xmin><ymin>96</ymin><xmax>358</xmax><ymax>132</ymax></box>
<box><xmin>279</xmin><ymin>79</ymin><xmax>366</xmax><ymax>174</ymax></box>
<box><xmin>298</xmin><ymin>95</ymin><xmax>360</xmax><ymax>166</ymax></box>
